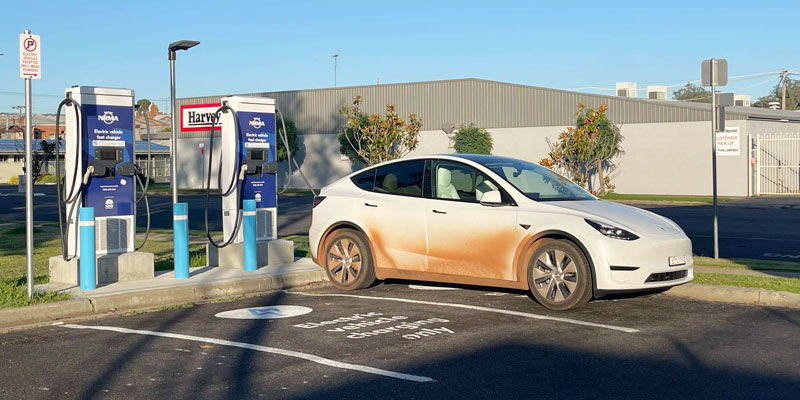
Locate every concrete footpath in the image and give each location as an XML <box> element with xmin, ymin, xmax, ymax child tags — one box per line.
<box><xmin>666</xmin><ymin>283</ymin><xmax>800</xmax><ymax>309</ymax></box>
<box><xmin>0</xmin><ymin>258</ymin><xmax>329</xmax><ymax>331</ymax></box>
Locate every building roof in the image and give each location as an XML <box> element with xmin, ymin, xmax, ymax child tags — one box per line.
<box><xmin>0</xmin><ymin>139</ymin><xmax>169</xmax><ymax>154</ymax></box>
<box><xmin>177</xmin><ymin>78</ymin><xmax>800</xmax><ymax>137</ymax></box>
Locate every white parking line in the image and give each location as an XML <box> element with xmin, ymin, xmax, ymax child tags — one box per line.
<box><xmin>288</xmin><ymin>291</ymin><xmax>640</xmax><ymax>333</ymax></box>
<box><xmin>60</xmin><ymin>324</ymin><xmax>433</xmax><ymax>383</ymax></box>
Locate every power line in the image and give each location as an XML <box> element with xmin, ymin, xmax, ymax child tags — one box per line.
<box><xmin>0</xmin><ymin>90</ymin><xmax>63</xmax><ymax>99</ymax></box>
<box><xmin>565</xmin><ymin>69</ymin><xmax>793</xmax><ymax>93</ymax></box>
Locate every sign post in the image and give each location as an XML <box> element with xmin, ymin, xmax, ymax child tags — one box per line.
<box><xmin>702</xmin><ymin>59</ymin><xmax>727</xmax><ymax>259</ymax></box>
<box><xmin>20</xmin><ymin>29</ymin><xmax>41</xmax><ymax>299</ymax></box>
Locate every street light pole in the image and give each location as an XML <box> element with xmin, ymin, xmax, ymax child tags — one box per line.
<box><xmin>167</xmin><ymin>40</ymin><xmax>200</xmax><ymax>205</ymax></box>
<box><xmin>169</xmin><ymin>57</ymin><xmax>178</xmax><ymax>204</ymax></box>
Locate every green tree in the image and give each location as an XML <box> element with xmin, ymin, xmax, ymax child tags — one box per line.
<box><xmin>540</xmin><ymin>104</ymin><xmax>623</xmax><ymax>195</ymax></box>
<box><xmin>276</xmin><ymin>118</ymin><xmax>299</xmax><ymax>162</ymax></box>
<box><xmin>753</xmin><ymin>78</ymin><xmax>800</xmax><ymax>110</ymax></box>
<box><xmin>453</xmin><ymin>123</ymin><xmax>493</xmax><ymax>154</ymax></box>
<box><xmin>672</xmin><ymin>82</ymin><xmax>711</xmax><ymax>103</ymax></box>
<box><xmin>136</xmin><ymin>99</ymin><xmax>152</xmax><ymax>111</ymax></box>
<box><xmin>338</xmin><ymin>95</ymin><xmax>422</xmax><ymax>166</ymax></box>
<box><xmin>338</xmin><ymin>113</ymin><xmax>369</xmax><ymax>164</ymax></box>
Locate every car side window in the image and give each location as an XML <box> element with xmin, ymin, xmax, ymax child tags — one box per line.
<box><xmin>499</xmin><ymin>166</ymin><xmax>560</xmax><ymax>200</ymax></box>
<box><xmin>351</xmin><ymin>169</ymin><xmax>376</xmax><ymax>191</ymax></box>
<box><xmin>433</xmin><ymin>161</ymin><xmax>501</xmax><ymax>203</ymax></box>
<box><xmin>373</xmin><ymin>160</ymin><xmax>425</xmax><ymax>197</ymax></box>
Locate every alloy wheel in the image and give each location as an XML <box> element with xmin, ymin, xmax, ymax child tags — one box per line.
<box><xmin>532</xmin><ymin>249</ymin><xmax>578</xmax><ymax>303</ymax></box>
<box><xmin>328</xmin><ymin>238</ymin><xmax>362</xmax><ymax>285</ymax></box>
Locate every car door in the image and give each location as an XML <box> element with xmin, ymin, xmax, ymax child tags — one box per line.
<box><xmin>425</xmin><ymin>160</ymin><xmax>519</xmax><ymax>281</ymax></box>
<box><xmin>358</xmin><ymin>160</ymin><xmax>429</xmax><ymax>272</ymax></box>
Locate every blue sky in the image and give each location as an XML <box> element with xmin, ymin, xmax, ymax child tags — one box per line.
<box><xmin>0</xmin><ymin>0</ymin><xmax>797</xmax><ymax>113</ymax></box>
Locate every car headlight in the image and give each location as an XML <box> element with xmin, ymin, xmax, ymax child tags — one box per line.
<box><xmin>585</xmin><ymin>219</ymin><xmax>639</xmax><ymax>241</ymax></box>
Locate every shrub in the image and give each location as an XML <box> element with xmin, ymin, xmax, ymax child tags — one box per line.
<box><xmin>453</xmin><ymin>123</ymin><xmax>493</xmax><ymax>154</ymax></box>
<box><xmin>7</xmin><ymin>176</ymin><xmax>19</xmax><ymax>185</ymax></box>
<box><xmin>35</xmin><ymin>174</ymin><xmax>61</xmax><ymax>184</ymax></box>
<box><xmin>276</xmin><ymin>118</ymin><xmax>299</xmax><ymax>162</ymax></box>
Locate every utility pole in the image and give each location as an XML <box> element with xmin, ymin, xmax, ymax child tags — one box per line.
<box><xmin>12</xmin><ymin>105</ymin><xmax>25</xmax><ymax>131</ymax></box>
<box><xmin>780</xmin><ymin>69</ymin><xmax>788</xmax><ymax>110</ymax></box>
<box><xmin>332</xmin><ymin>54</ymin><xmax>339</xmax><ymax>87</ymax></box>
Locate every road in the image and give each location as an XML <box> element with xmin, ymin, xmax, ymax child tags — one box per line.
<box><xmin>0</xmin><ymin>186</ymin><xmax>313</xmax><ymax>237</ymax></box>
<box><xmin>1</xmin><ymin>283</ymin><xmax>799</xmax><ymax>399</ymax></box>
<box><xmin>2</xmin><ymin>185</ymin><xmax>799</xmax><ymax>260</ymax></box>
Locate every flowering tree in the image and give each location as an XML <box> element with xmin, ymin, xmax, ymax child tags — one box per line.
<box><xmin>338</xmin><ymin>96</ymin><xmax>422</xmax><ymax>166</ymax></box>
<box><xmin>539</xmin><ymin>104</ymin><xmax>623</xmax><ymax>195</ymax></box>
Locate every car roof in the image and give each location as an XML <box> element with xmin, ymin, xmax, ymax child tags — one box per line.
<box><xmin>356</xmin><ymin>153</ymin><xmax>524</xmax><ymax>169</ymax></box>
<box><xmin>446</xmin><ymin>153</ymin><xmax>524</xmax><ymax>165</ymax></box>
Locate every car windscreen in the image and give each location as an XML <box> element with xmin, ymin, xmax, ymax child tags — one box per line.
<box><xmin>483</xmin><ymin>159</ymin><xmax>596</xmax><ymax>202</ymax></box>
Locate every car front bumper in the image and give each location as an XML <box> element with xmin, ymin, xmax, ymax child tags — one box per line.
<box><xmin>589</xmin><ymin>232</ymin><xmax>694</xmax><ymax>291</ymax></box>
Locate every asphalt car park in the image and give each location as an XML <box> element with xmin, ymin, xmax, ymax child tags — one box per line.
<box><xmin>2</xmin><ymin>282</ymin><xmax>799</xmax><ymax>399</ymax></box>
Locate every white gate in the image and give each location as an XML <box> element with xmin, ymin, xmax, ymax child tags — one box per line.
<box><xmin>756</xmin><ymin>133</ymin><xmax>800</xmax><ymax>195</ymax></box>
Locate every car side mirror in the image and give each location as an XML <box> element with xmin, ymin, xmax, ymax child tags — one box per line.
<box><xmin>479</xmin><ymin>190</ymin><xmax>502</xmax><ymax>206</ymax></box>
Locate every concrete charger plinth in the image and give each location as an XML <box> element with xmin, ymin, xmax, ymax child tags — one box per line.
<box><xmin>206</xmin><ymin>239</ymin><xmax>294</xmax><ymax>269</ymax></box>
<box><xmin>49</xmin><ymin>252</ymin><xmax>155</xmax><ymax>286</ymax></box>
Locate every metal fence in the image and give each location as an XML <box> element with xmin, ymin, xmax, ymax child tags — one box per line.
<box><xmin>755</xmin><ymin>133</ymin><xmax>800</xmax><ymax>195</ymax></box>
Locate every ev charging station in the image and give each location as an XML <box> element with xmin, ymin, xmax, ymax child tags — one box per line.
<box><xmin>49</xmin><ymin>86</ymin><xmax>154</xmax><ymax>287</ymax></box>
<box><xmin>220</xmin><ymin>96</ymin><xmax>278</xmax><ymax>243</ymax></box>
<box><xmin>205</xmin><ymin>96</ymin><xmax>294</xmax><ymax>268</ymax></box>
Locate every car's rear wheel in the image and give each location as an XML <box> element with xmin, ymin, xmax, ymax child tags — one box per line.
<box><xmin>324</xmin><ymin>229</ymin><xmax>376</xmax><ymax>290</ymax></box>
<box><xmin>527</xmin><ymin>239</ymin><xmax>592</xmax><ymax>310</ymax></box>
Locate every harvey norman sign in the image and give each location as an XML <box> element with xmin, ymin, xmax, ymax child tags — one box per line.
<box><xmin>180</xmin><ymin>103</ymin><xmax>221</xmax><ymax>132</ymax></box>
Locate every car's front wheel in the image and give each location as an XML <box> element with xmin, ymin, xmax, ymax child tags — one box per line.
<box><xmin>324</xmin><ymin>228</ymin><xmax>376</xmax><ymax>290</ymax></box>
<box><xmin>527</xmin><ymin>239</ymin><xmax>592</xmax><ymax>310</ymax></box>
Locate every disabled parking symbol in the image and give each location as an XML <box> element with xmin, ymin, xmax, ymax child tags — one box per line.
<box><xmin>215</xmin><ymin>305</ymin><xmax>313</xmax><ymax>320</ymax></box>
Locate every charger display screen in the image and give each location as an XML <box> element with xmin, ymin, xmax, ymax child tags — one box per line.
<box><xmin>250</xmin><ymin>150</ymin><xmax>264</xmax><ymax>160</ymax></box>
<box><xmin>99</xmin><ymin>149</ymin><xmax>118</xmax><ymax>160</ymax></box>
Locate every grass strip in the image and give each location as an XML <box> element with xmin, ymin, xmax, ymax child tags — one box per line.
<box><xmin>694</xmin><ymin>272</ymin><xmax>800</xmax><ymax>295</ymax></box>
<box><xmin>281</xmin><ymin>234</ymin><xmax>311</xmax><ymax>258</ymax></box>
<box><xmin>0</xmin><ymin>276</ymin><xmax>71</xmax><ymax>308</ymax></box>
<box><xmin>694</xmin><ymin>257</ymin><xmax>800</xmax><ymax>273</ymax></box>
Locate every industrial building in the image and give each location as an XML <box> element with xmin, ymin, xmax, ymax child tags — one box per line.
<box><xmin>177</xmin><ymin>78</ymin><xmax>800</xmax><ymax>196</ymax></box>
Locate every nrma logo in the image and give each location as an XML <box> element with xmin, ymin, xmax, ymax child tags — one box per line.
<box><xmin>249</xmin><ymin>117</ymin><xmax>265</xmax><ymax>129</ymax></box>
<box><xmin>98</xmin><ymin>111</ymin><xmax>119</xmax><ymax>125</ymax></box>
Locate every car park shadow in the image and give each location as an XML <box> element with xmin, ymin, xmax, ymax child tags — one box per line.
<box><xmin>379</xmin><ymin>278</ymin><xmax>670</xmax><ymax>305</ymax></box>
<box><xmin>75</xmin><ymin>304</ymin><xmax>205</xmax><ymax>399</ymax></box>
<box><xmin>289</xmin><ymin>340</ymin><xmax>800</xmax><ymax>399</ymax></box>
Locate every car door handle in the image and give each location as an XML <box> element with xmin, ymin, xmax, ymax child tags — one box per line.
<box><xmin>432</xmin><ymin>209</ymin><xmax>447</xmax><ymax>214</ymax></box>
<box><xmin>364</xmin><ymin>203</ymin><xmax>378</xmax><ymax>208</ymax></box>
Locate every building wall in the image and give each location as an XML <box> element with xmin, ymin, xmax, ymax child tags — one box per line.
<box><xmin>263</xmin><ymin>121</ymin><xmax>756</xmax><ymax>196</ymax></box>
<box><xmin>0</xmin><ymin>160</ymin><xmax>22</xmax><ymax>183</ymax></box>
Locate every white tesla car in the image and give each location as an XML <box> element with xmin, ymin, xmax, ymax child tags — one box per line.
<box><xmin>309</xmin><ymin>154</ymin><xmax>693</xmax><ymax>310</ymax></box>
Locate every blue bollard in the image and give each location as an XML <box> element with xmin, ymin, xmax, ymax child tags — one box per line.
<box><xmin>173</xmin><ymin>202</ymin><xmax>190</xmax><ymax>279</ymax></box>
<box><xmin>79</xmin><ymin>207</ymin><xmax>96</xmax><ymax>290</ymax></box>
<box><xmin>243</xmin><ymin>199</ymin><xmax>257</xmax><ymax>271</ymax></box>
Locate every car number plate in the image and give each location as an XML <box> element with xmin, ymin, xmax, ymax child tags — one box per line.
<box><xmin>669</xmin><ymin>256</ymin><xmax>687</xmax><ymax>267</ymax></box>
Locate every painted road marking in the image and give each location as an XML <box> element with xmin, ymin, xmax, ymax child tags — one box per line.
<box><xmin>215</xmin><ymin>305</ymin><xmax>313</xmax><ymax>320</ymax></box>
<box><xmin>408</xmin><ymin>284</ymin><xmax>460</xmax><ymax>291</ymax></box>
<box><xmin>691</xmin><ymin>234</ymin><xmax>800</xmax><ymax>243</ymax></box>
<box><xmin>288</xmin><ymin>291</ymin><xmax>639</xmax><ymax>333</ymax></box>
<box><xmin>762</xmin><ymin>252</ymin><xmax>800</xmax><ymax>259</ymax></box>
<box><xmin>60</xmin><ymin>324</ymin><xmax>433</xmax><ymax>383</ymax></box>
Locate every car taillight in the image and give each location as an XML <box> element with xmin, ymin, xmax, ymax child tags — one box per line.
<box><xmin>313</xmin><ymin>196</ymin><xmax>326</xmax><ymax>208</ymax></box>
